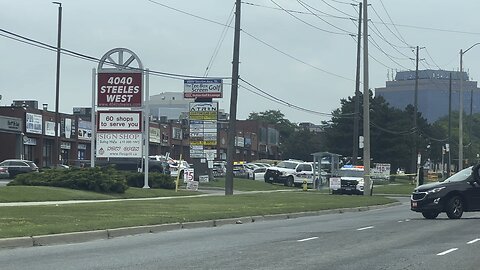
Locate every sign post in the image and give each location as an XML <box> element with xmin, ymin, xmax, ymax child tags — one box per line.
<box><xmin>96</xmin><ymin>48</ymin><xmax>148</xmax><ymax>187</ymax></box>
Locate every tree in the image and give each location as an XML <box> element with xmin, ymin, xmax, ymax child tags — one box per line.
<box><xmin>248</xmin><ymin>110</ymin><xmax>296</xmax><ymax>140</ymax></box>
<box><xmin>321</xmin><ymin>91</ymin><xmax>436</xmax><ymax>173</ymax></box>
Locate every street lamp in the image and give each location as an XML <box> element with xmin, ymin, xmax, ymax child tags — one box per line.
<box><xmin>459</xmin><ymin>42</ymin><xmax>480</xmax><ymax>170</ymax></box>
<box><xmin>53</xmin><ymin>2</ymin><xmax>62</xmax><ymax>167</ymax></box>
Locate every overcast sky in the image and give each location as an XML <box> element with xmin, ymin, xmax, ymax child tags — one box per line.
<box><xmin>2</xmin><ymin>0</ymin><xmax>480</xmax><ymax>125</ymax></box>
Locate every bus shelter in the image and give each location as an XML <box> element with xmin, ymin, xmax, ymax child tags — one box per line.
<box><xmin>311</xmin><ymin>152</ymin><xmax>341</xmax><ymax>188</ymax></box>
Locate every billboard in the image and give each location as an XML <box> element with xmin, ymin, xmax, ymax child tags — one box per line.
<box><xmin>97</xmin><ymin>72</ymin><xmax>142</xmax><ymax>107</ymax></box>
<box><xmin>184</xmin><ymin>79</ymin><xmax>223</xmax><ymax>98</ymax></box>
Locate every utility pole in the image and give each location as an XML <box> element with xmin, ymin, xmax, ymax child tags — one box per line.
<box><xmin>459</xmin><ymin>49</ymin><xmax>464</xmax><ymax>171</ymax></box>
<box><xmin>447</xmin><ymin>73</ymin><xmax>452</xmax><ymax>177</ymax></box>
<box><xmin>225</xmin><ymin>0</ymin><xmax>241</xmax><ymax>196</ymax></box>
<box><xmin>53</xmin><ymin>2</ymin><xmax>62</xmax><ymax>167</ymax></box>
<box><xmin>362</xmin><ymin>0</ymin><xmax>371</xmax><ymax>196</ymax></box>
<box><xmin>412</xmin><ymin>46</ymin><xmax>419</xmax><ymax>177</ymax></box>
<box><xmin>352</xmin><ymin>2</ymin><xmax>362</xmax><ymax>166</ymax></box>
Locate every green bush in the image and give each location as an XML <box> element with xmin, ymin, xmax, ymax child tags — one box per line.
<box><xmin>126</xmin><ymin>172</ymin><xmax>176</xmax><ymax>189</ymax></box>
<box><xmin>8</xmin><ymin>166</ymin><xmax>128</xmax><ymax>193</ymax></box>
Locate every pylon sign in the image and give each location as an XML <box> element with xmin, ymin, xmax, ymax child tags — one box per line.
<box><xmin>97</xmin><ymin>48</ymin><xmax>143</xmax><ymax>107</ymax></box>
<box><xmin>97</xmin><ymin>73</ymin><xmax>142</xmax><ymax>107</ymax></box>
<box><xmin>95</xmin><ymin>48</ymin><xmax>144</xmax><ymax>159</ymax></box>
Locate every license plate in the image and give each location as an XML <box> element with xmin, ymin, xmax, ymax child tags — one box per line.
<box><xmin>412</xmin><ymin>202</ymin><xmax>417</xmax><ymax>207</ymax></box>
<box><xmin>269</xmin><ymin>177</ymin><xmax>273</xmax><ymax>180</ymax></box>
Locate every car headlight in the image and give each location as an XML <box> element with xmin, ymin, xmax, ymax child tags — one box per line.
<box><xmin>427</xmin><ymin>187</ymin><xmax>445</xmax><ymax>194</ymax></box>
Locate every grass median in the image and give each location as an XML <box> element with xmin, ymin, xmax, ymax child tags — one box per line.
<box><xmin>0</xmin><ymin>191</ymin><xmax>395</xmax><ymax>239</ymax></box>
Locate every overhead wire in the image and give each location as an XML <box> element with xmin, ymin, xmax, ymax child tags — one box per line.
<box><xmin>269</xmin><ymin>0</ymin><xmax>353</xmax><ymax>35</ymax></box>
<box><xmin>241</xmin><ymin>1</ymin><xmax>354</xmax><ymax>20</ymax></box>
<box><xmin>239</xmin><ymin>77</ymin><xmax>356</xmax><ymax>118</ymax></box>
<box><xmin>370</xmin><ymin>4</ymin><xmax>411</xmax><ymax>48</ymax></box>
<box><xmin>204</xmin><ymin>3</ymin><xmax>235</xmax><ymax>76</ymax></box>
<box><xmin>0</xmin><ymin>28</ymin><xmax>229</xmax><ymax>81</ymax></box>
<box><xmin>296</xmin><ymin>0</ymin><xmax>356</xmax><ymax>34</ymax></box>
<box><xmin>319</xmin><ymin>0</ymin><xmax>356</xmax><ymax>18</ymax></box>
<box><xmin>241</xmin><ymin>29</ymin><xmax>356</xmax><ymax>82</ymax></box>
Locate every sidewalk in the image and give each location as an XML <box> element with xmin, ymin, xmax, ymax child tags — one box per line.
<box><xmin>0</xmin><ymin>188</ymin><xmax>294</xmax><ymax>207</ymax></box>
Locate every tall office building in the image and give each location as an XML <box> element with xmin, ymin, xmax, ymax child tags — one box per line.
<box><xmin>375</xmin><ymin>70</ymin><xmax>480</xmax><ymax>123</ymax></box>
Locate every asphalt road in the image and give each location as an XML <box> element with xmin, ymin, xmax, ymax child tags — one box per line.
<box><xmin>1</xmin><ymin>197</ymin><xmax>480</xmax><ymax>270</ymax></box>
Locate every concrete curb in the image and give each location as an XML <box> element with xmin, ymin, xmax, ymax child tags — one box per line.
<box><xmin>0</xmin><ymin>202</ymin><xmax>402</xmax><ymax>250</ymax></box>
<box><xmin>32</xmin><ymin>230</ymin><xmax>109</xmax><ymax>247</ymax></box>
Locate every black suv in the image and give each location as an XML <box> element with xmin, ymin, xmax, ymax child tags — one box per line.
<box><xmin>411</xmin><ymin>166</ymin><xmax>480</xmax><ymax>219</ymax></box>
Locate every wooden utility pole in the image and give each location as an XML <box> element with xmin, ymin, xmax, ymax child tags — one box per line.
<box><xmin>352</xmin><ymin>2</ymin><xmax>362</xmax><ymax>165</ymax></box>
<box><xmin>362</xmin><ymin>0</ymin><xmax>371</xmax><ymax>196</ymax></box>
<box><xmin>412</xmin><ymin>46</ymin><xmax>419</xmax><ymax>176</ymax></box>
<box><xmin>225</xmin><ymin>0</ymin><xmax>241</xmax><ymax>196</ymax></box>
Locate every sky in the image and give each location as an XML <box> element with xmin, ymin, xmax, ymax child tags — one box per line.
<box><xmin>2</xmin><ymin>0</ymin><xmax>480</xmax><ymax>125</ymax></box>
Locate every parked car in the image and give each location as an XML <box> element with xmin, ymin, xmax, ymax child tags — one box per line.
<box><xmin>331</xmin><ymin>165</ymin><xmax>365</xmax><ymax>195</ymax></box>
<box><xmin>169</xmin><ymin>160</ymin><xmax>190</xmax><ymax>179</ymax></box>
<box><xmin>0</xmin><ymin>166</ymin><xmax>9</xmax><ymax>179</ymax></box>
<box><xmin>248</xmin><ymin>167</ymin><xmax>267</xmax><ymax>181</ymax></box>
<box><xmin>264</xmin><ymin>159</ymin><xmax>313</xmax><ymax>187</ymax></box>
<box><xmin>411</xmin><ymin>166</ymin><xmax>480</xmax><ymax>219</ymax></box>
<box><xmin>0</xmin><ymin>159</ymin><xmax>39</xmax><ymax>178</ymax></box>
<box><xmin>213</xmin><ymin>161</ymin><xmax>226</xmax><ymax>177</ymax></box>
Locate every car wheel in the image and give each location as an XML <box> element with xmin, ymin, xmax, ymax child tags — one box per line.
<box><xmin>284</xmin><ymin>176</ymin><xmax>294</xmax><ymax>187</ymax></box>
<box><xmin>422</xmin><ymin>211</ymin><xmax>439</xmax><ymax>219</ymax></box>
<box><xmin>446</xmin><ymin>196</ymin><xmax>464</xmax><ymax>219</ymax></box>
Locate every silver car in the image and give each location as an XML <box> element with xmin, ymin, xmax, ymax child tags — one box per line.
<box><xmin>0</xmin><ymin>159</ymin><xmax>39</xmax><ymax>178</ymax></box>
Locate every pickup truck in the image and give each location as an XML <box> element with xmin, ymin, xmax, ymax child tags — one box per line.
<box><xmin>264</xmin><ymin>160</ymin><xmax>313</xmax><ymax>187</ymax></box>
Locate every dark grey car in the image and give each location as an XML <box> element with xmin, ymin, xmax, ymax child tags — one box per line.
<box><xmin>0</xmin><ymin>159</ymin><xmax>39</xmax><ymax>178</ymax></box>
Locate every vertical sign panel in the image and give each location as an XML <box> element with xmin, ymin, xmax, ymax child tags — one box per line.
<box><xmin>97</xmin><ymin>72</ymin><xmax>142</xmax><ymax>107</ymax></box>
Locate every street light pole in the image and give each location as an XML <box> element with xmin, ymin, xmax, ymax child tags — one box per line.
<box><xmin>53</xmin><ymin>1</ymin><xmax>62</xmax><ymax>167</ymax></box>
<box><xmin>459</xmin><ymin>42</ymin><xmax>480</xmax><ymax>170</ymax></box>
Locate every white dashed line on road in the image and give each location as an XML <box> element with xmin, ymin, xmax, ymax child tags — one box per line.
<box><xmin>436</xmin><ymin>248</ymin><xmax>458</xmax><ymax>256</ymax></box>
<box><xmin>357</xmin><ymin>226</ymin><xmax>374</xmax><ymax>231</ymax></box>
<box><xmin>297</xmin><ymin>237</ymin><xmax>319</xmax><ymax>242</ymax></box>
<box><xmin>467</xmin><ymin>238</ymin><xmax>480</xmax><ymax>244</ymax></box>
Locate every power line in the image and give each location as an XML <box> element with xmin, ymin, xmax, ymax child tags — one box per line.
<box><xmin>241</xmin><ymin>29</ymin><xmax>355</xmax><ymax>82</ymax></box>
<box><xmin>424</xmin><ymin>47</ymin><xmax>443</xmax><ymax>70</ymax></box>
<box><xmin>146</xmin><ymin>0</ymin><xmax>229</xmax><ymax>27</ymax></box>
<box><xmin>204</xmin><ymin>3</ymin><xmax>236</xmax><ymax>76</ymax></box>
<box><xmin>241</xmin><ymin>1</ymin><xmax>355</xmax><ymax>20</ymax></box>
<box><xmin>239</xmin><ymin>77</ymin><xmax>355</xmax><ymax>118</ymax></box>
<box><xmin>296</xmin><ymin>0</ymin><xmax>355</xmax><ymax>34</ymax></box>
<box><xmin>269</xmin><ymin>0</ymin><xmax>353</xmax><ymax>35</ymax></box>
<box><xmin>372</xmin><ymin>2</ymin><xmax>411</xmax><ymax>47</ymax></box>
<box><xmin>0</xmin><ymin>28</ymin><xmax>229</xmax><ymax>81</ymax></box>
<box><xmin>319</xmin><ymin>0</ymin><xmax>356</xmax><ymax>17</ymax></box>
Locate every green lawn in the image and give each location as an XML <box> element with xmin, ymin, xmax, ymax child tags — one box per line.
<box><xmin>202</xmin><ymin>178</ymin><xmax>297</xmax><ymax>191</ymax></box>
<box><xmin>0</xmin><ymin>186</ymin><xmax>199</xmax><ymax>203</ymax></box>
<box><xmin>0</xmin><ymin>191</ymin><xmax>395</xmax><ymax>238</ymax></box>
<box><xmin>0</xmin><ymin>177</ymin><xmax>410</xmax><ymax>239</ymax></box>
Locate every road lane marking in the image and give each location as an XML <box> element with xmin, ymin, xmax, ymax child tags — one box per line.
<box><xmin>436</xmin><ymin>248</ymin><xmax>458</xmax><ymax>256</ymax></box>
<box><xmin>357</xmin><ymin>226</ymin><xmax>374</xmax><ymax>231</ymax></box>
<box><xmin>467</xmin><ymin>239</ymin><xmax>480</xmax><ymax>244</ymax></box>
<box><xmin>297</xmin><ymin>237</ymin><xmax>319</xmax><ymax>242</ymax></box>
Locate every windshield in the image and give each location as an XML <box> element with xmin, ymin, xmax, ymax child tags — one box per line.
<box><xmin>443</xmin><ymin>166</ymin><xmax>473</xmax><ymax>183</ymax></box>
<box><xmin>276</xmin><ymin>161</ymin><xmax>299</xmax><ymax>169</ymax></box>
<box><xmin>338</xmin><ymin>169</ymin><xmax>364</xmax><ymax>178</ymax></box>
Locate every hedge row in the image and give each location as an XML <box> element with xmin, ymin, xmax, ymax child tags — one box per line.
<box><xmin>7</xmin><ymin>167</ymin><xmax>177</xmax><ymax>193</ymax></box>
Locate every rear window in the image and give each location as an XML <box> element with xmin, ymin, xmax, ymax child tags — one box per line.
<box><xmin>276</xmin><ymin>161</ymin><xmax>298</xmax><ymax>169</ymax></box>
